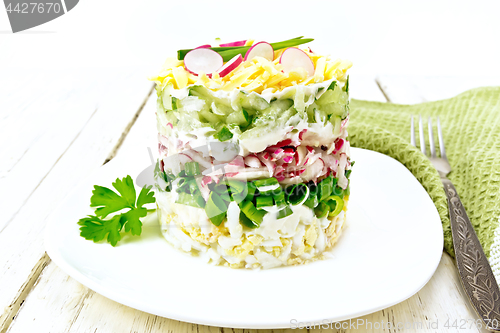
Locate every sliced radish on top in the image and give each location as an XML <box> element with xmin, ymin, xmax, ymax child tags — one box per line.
<box><xmin>220</xmin><ymin>40</ymin><xmax>247</xmax><ymax>47</ymax></box>
<box><xmin>184</xmin><ymin>48</ymin><xmax>223</xmax><ymax>76</ymax></box>
<box><xmin>195</xmin><ymin>44</ymin><xmax>211</xmax><ymax>49</ymax></box>
<box><xmin>216</xmin><ymin>54</ymin><xmax>243</xmax><ymax>77</ymax></box>
<box><xmin>280</xmin><ymin>47</ymin><xmax>315</xmax><ymax>77</ymax></box>
<box><xmin>244</xmin><ymin>42</ymin><xmax>274</xmax><ymax>61</ymax></box>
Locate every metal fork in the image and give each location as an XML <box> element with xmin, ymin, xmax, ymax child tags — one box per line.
<box><xmin>412</xmin><ymin>115</ymin><xmax>500</xmax><ymax>332</ymax></box>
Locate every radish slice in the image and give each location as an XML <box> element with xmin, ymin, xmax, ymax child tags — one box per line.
<box><xmin>280</xmin><ymin>47</ymin><xmax>315</xmax><ymax>77</ymax></box>
<box><xmin>184</xmin><ymin>48</ymin><xmax>223</xmax><ymax>76</ymax></box>
<box><xmin>244</xmin><ymin>42</ymin><xmax>274</xmax><ymax>61</ymax></box>
<box><xmin>216</xmin><ymin>54</ymin><xmax>243</xmax><ymax>77</ymax></box>
<box><xmin>195</xmin><ymin>44</ymin><xmax>211</xmax><ymax>49</ymax></box>
<box><xmin>220</xmin><ymin>40</ymin><xmax>246</xmax><ymax>47</ymax></box>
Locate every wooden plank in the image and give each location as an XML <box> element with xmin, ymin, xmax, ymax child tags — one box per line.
<box><xmin>0</xmin><ymin>68</ymin><xmax>154</xmax><ymax>333</ymax></box>
<box><xmin>0</xmin><ymin>69</ymin><xmax>147</xmax><ymax>233</ymax></box>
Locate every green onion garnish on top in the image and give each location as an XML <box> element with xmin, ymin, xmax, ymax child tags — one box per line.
<box><xmin>177</xmin><ymin>37</ymin><xmax>314</xmax><ymax>62</ymax></box>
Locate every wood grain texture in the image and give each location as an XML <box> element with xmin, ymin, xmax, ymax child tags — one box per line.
<box><xmin>0</xmin><ymin>68</ymin><xmax>154</xmax><ymax>333</ymax></box>
<box><xmin>4</xmin><ymin>76</ymin><xmax>490</xmax><ymax>333</ymax></box>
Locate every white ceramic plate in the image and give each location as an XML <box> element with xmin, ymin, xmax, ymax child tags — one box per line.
<box><xmin>45</xmin><ymin>147</ymin><xmax>443</xmax><ymax>329</ymax></box>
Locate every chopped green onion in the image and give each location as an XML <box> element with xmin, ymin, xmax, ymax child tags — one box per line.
<box><xmin>326</xmin><ymin>195</ymin><xmax>344</xmax><ymax>217</ymax></box>
<box><xmin>176</xmin><ymin>192</ymin><xmax>205</xmax><ymax>209</ymax></box>
<box><xmin>318</xmin><ymin>175</ymin><xmax>334</xmax><ymax>202</ymax></box>
<box><xmin>205</xmin><ymin>192</ymin><xmax>228</xmax><ymax>226</ymax></box>
<box><xmin>285</xmin><ymin>183</ymin><xmax>309</xmax><ymax>206</ymax></box>
<box><xmin>185</xmin><ymin>161</ymin><xmax>200</xmax><ymax>176</ymax></box>
<box><xmin>239</xmin><ymin>200</ymin><xmax>266</xmax><ymax>225</ymax></box>
<box><xmin>314</xmin><ymin>202</ymin><xmax>329</xmax><ymax>218</ymax></box>
<box><xmin>214</xmin><ymin>126</ymin><xmax>233</xmax><ymax>142</ymax></box>
<box><xmin>272</xmin><ymin>187</ymin><xmax>286</xmax><ymax>208</ymax></box>
<box><xmin>245</xmin><ymin>182</ymin><xmax>257</xmax><ymax>201</ymax></box>
<box><xmin>227</xmin><ymin>179</ymin><xmax>247</xmax><ymax>194</ymax></box>
<box><xmin>213</xmin><ymin>182</ymin><xmax>229</xmax><ymax>194</ymax></box>
<box><xmin>277</xmin><ymin>205</ymin><xmax>293</xmax><ymax>219</ymax></box>
<box><xmin>254</xmin><ymin>177</ymin><xmax>280</xmax><ymax>195</ymax></box>
<box><xmin>219</xmin><ymin>191</ymin><xmax>232</xmax><ymax>202</ymax></box>
<box><xmin>345</xmin><ymin>169</ymin><xmax>352</xmax><ymax>179</ymax></box>
<box><xmin>332</xmin><ymin>185</ymin><xmax>344</xmax><ymax>197</ymax></box>
<box><xmin>303</xmin><ymin>195</ymin><xmax>318</xmax><ymax>209</ymax></box>
<box><xmin>239</xmin><ymin>211</ymin><xmax>258</xmax><ymax>229</ymax></box>
<box><xmin>344</xmin><ymin>185</ymin><xmax>350</xmax><ymax>196</ymax></box>
<box><xmin>256</xmin><ymin>195</ymin><xmax>274</xmax><ymax>209</ymax></box>
<box><xmin>188</xmin><ymin>179</ymin><xmax>199</xmax><ymax>194</ymax></box>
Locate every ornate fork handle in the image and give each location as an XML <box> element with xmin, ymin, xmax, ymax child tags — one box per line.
<box><xmin>443</xmin><ymin>178</ymin><xmax>500</xmax><ymax>331</ymax></box>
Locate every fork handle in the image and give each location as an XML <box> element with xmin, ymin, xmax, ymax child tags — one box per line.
<box><xmin>443</xmin><ymin>178</ymin><xmax>500</xmax><ymax>331</ymax></box>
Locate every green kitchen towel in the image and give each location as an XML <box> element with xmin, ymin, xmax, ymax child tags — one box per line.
<box><xmin>349</xmin><ymin>87</ymin><xmax>500</xmax><ymax>271</ymax></box>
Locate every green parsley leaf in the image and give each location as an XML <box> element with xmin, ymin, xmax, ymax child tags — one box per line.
<box><xmin>78</xmin><ymin>215</ymin><xmax>122</xmax><ymax>246</ymax></box>
<box><xmin>79</xmin><ymin>175</ymin><xmax>156</xmax><ymax>246</ymax></box>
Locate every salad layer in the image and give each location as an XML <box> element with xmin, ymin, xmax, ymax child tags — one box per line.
<box><xmin>156</xmin><ymin>190</ymin><xmax>348</xmax><ymax>269</ymax></box>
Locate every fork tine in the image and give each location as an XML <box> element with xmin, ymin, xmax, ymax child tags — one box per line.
<box><xmin>428</xmin><ymin>117</ymin><xmax>436</xmax><ymax>158</ymax></box>
<box><xmin>419</xmin><ymin>115</ymin><xmax>426</xmax><ymax>155</ymax></box>
<box><xmin>437</xmin><ymin>117</ymin><xmax>447</xmax><ymax>159</ymax></box>
<box><xmin>410</xmin><ymin>115</ymin><xmax>416</xmax><ymax>146</ymax></box>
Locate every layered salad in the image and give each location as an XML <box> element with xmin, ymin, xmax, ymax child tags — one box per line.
<box><xmin>150</xmin><ymin>37</ymin><xmax>353</xmax><ymax>269</ymax></box>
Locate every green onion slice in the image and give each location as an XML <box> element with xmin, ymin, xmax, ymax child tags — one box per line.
<box><xmin>303</xmin><ymin>195</ymin><xmax>318</xmax><ymax>209</ymax></box>
<box><xmin>285</xmin><ymin>183</ymin><xmax>309</xmax><ymax>206</ymax></box>
<box><xmin>256</xmin><ymin>195</ymin><xmax>274</xmax><ymax>209</ymax></box>
<box><xmin>176</xmin><ymin>192</ymin><xmax>205</xmax><ymax>209</ymax></box>
<box><xmin>185</xmin><ymin>161</ymin><xmax>200</xmax><ymax>176</ymax></box>
<box><xmin>205</xmin><ymin>192</ymin><xmax>228</xmax><ymax>226</ymax></box>
<box><xmin>314</xmin><ymin>202</ymin><xmax>329</xmax><ymax>218</ymax></box>
<box><xmin>239</xmin><ymin>211</ymin><xmax>259</xmax><ymax>229</ymax></box>
<box><xmin>272</xmin><ymin>187</ymin><xmax>286</xmax><ymax>208</ymax></box>
<box><xmin>277</xmin><ymin>205</ymin><xmax>293</xmax><ymax>219</ymax></box>
<box><xmin>318</xmin><ymin>175</ymin><xmax>334</xmax><ymax>202</ymax></box>
<box><xmin>327</xmin><ymin>195</ymin><xmax>344</xmax><ymax>217</ymax></box>
<box><xmin>254</xmin><ymin>177</ymin><xmax>280</xmax><ymax>195</ymax></box>
<box><xmin>239</xmin><ymin>200</ymin><xmax>266</xmax><ymax>225</ymax></box>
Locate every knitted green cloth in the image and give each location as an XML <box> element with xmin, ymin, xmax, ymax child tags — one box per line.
<box><xmin>349</xmin><ymin>87</ymin><xmax>500</xmax><ymax>258</ymax></box>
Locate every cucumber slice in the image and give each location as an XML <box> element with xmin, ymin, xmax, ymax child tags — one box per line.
<box><xmin>316</xmin><ymin>90</ymin><xmax>336</xmax><ymax>105</ymax></box>
<box><xmin>226</xmin><ymin>109</ymin><xmax>249</xmax><ymax>126</ymax></box>
<box><xmin>320</xmin><ymin>103</ymin><xmax>345</xmax><ymax>117</ymax></box>
<box><xmin>241</xmin><ymin>93</ymin><xmax>270</xmax><ymax>112</ymax></box>
<box><xmin>200</xmin><ymin>110</ymin><xmax>223</xmax><ymax>124</ymax></box>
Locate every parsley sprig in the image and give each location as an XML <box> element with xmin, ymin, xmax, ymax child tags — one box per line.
<box><xmin>78</xmin><ymin>175</ymin><xmax>155</xmax><ymax>246</ymax></box>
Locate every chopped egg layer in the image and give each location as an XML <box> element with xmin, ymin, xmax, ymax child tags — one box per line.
<box><xmin>156</xmin><ymin>190</ymin><xmax>348</xmax><ymax>269</ymax></box>
<box><xmin>149</xmin><ymin>48</ymin><xmax>352</xmax><ymax>94</ymax></box>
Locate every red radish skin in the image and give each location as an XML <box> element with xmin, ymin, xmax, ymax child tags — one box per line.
<box><xmin>184</xmin><ymin>48</ymin><xmax>223</xmax><ymax>76</ymax></box>
<box><xmin>280</xmin><ymin>47</ymin><xmax>315</xmax><ymax>77</ymax></box>
<box><xmin>220</xmin><ymin>40</ymin><xmax>247</xmax><ymax>47</ymax></box>
<box><xmin>244</xmin><ymin>42</ymin><xmax>274</xmax><ymax>62</ymax></box>
<box><xmin>195</xmin><ymin>44</ymin><xmax>211</xmax><ymax>49</ymax></box>
<box><xmin>216</xmin><ymin>54</ymin><xmax>243</xmax><ymax>77</ymax></box>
